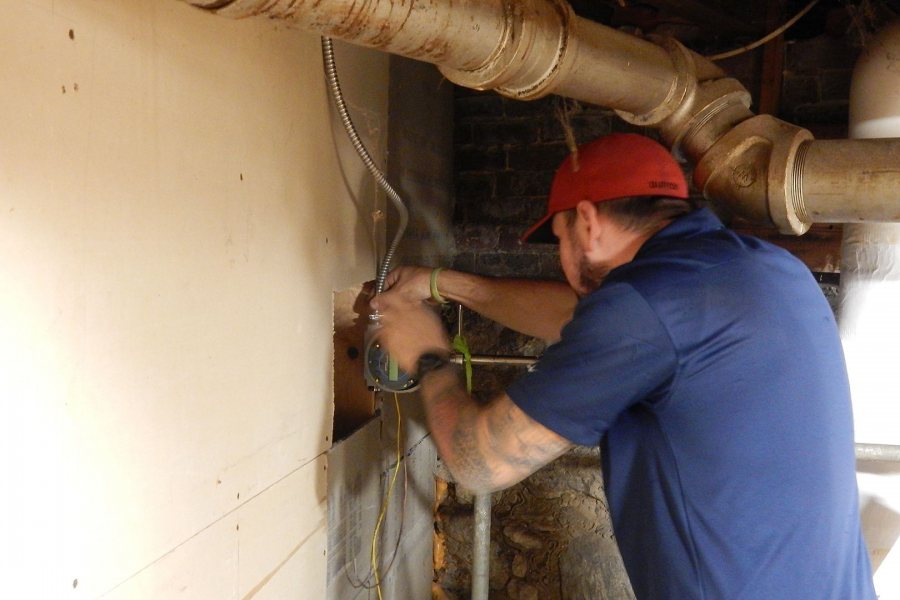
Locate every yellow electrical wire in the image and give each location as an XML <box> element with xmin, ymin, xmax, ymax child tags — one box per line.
<box><xmin>371</xmin><ymin>392</ymin><xmax>403</xmax><ymax>600</ymax></box>
<box><xmin>369</xmin><ymin>333</ymin><xmax>471</xmax><ymax>599</ymax></box>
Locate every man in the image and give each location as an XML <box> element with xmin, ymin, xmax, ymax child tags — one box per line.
<box><xmin>371</xmin><ymin>134</ymin><xmax>875</xmax><ymax>599</ymax></box>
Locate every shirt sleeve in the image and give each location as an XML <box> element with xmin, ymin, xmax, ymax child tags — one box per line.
<box><xmin>506</xmin><ymin>281</ymin><xmax>678</xmax><ymax>446</ymax></box>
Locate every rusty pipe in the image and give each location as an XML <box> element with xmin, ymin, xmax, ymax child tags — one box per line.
<box><xmin>176</xmin><ymin>0</ymin><xmax>775</xmax><ymax>228</ymax></box>
<box><xmin>188</xmin><ymin>0</ymin><xmax>508</xmax><ymax>70</ymax></box>
<box><xmin>180</xmin><ymin>0</ymin><xmax>900</xmax><ymax>233</ymax></box>
<box><xmin>181</xmin><ymin>0</ymin><xmax>741</xmax><ymax>132</ymax></box>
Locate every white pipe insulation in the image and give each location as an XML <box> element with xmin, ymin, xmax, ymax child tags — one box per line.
<box><xmin>844</xmin><ymin>20</ymin><xmax>900</xmax><ymax>597</ymax></box>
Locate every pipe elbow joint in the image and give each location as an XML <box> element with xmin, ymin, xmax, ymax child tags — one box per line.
<box><xmin>694</xmin><ymin>115</ymin><xmax>813</xmax><ymax>235</ymax></box>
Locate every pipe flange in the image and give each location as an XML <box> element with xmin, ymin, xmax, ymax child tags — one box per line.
<box><xmin>768</xmin><ymin>124</ymin><xmax>814</xmax><ymax>235</ymax></box>
<box><xmin>616</xmin><ymin>36</ymin><xmax>697</xmax><ymax>127</ymax></box>
<box><xmin>439</xmin><ymin>0</ymin><xmax>573</xmax><ymax>99</ymax></box>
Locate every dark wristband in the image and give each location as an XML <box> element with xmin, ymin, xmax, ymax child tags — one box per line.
<box><xmin>415</xmin><ymin>351</ymin><xmax>451</xmax><ymax>381</ymax></box>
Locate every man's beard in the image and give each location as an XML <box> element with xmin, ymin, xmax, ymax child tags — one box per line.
<box><xmin>578</xmin><ymin>255</ymin><xmax>609</xmax><ymax>293</ymax></box>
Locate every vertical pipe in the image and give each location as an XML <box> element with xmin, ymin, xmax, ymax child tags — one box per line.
<box><xmin>458</xmin><ymin>304</ymin><xmax>492</xmax><ymax>600</ymax></box>
<box><xmin>843</xmin><ymin>19</ymin><xmax>900</xmax><ymax>448</ymax></box>
<box><xmin>843</xmin><ymin>19</ymin><xmax>900</xmax><ymax>597</ymax></box>
<box><xmin>472</xmin><ymin>493</ymin><xmax>492</xmax><ymax>600</ymax></box>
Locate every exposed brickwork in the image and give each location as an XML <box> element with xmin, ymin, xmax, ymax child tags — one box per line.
<box><xmin>453</xmin><ymin>87</ymin><xmax>654</xmax><ymax>279</ymax></box>
<box><xmin>782</xmin><ymin>34</ymin><xmax>860</xmax><ymax>136</ymax></box>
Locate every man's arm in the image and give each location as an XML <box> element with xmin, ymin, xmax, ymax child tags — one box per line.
<box><xmin>379</xmin><ymin>267</ymin><xmax>577</xmax><ymax>343</ymax></box>
<box><xmin>370</xmin><ymin>273</ymin><xmax>575</xmax><ymax>493</ymax></box>
<box><xmin>419</xmin><ymin>365</ymin><xmax>574</xmax><ymax>494</ymax></box>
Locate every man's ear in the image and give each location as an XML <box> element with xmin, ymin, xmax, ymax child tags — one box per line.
<box><xmin>574</xmin><ymin>200</ymin><xmax>603</xmax><ymax>250</ymax></box>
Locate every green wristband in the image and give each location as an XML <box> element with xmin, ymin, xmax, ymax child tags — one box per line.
<box><xmin>430</xmin><ymin>267</ymin><xmax>449</xmax><ymax>304</ymax></box>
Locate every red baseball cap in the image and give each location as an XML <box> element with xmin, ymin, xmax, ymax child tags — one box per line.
<box><xmin>521</xmin><ymin>133</ymin><xmax>688</xmax><ymax>243</ymax></box>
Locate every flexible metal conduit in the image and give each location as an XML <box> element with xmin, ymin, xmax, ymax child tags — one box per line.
<box><xmin>320</xmin><ymin>37</ymin><xmax>407</xmax><ymax>294</ymax></box>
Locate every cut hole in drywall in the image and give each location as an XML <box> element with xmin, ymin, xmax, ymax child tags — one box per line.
<box><xmin>333</xmin><ymin>284</ymin><xmax>375</xmax><ymax>442</ymax></box>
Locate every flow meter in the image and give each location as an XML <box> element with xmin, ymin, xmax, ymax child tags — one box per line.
<box><xmin>363</xmin><ymin>318</ymin><xmax>419</xmax><ymax>393</ymax></box>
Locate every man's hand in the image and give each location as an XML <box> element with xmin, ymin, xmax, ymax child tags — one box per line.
<box><xmin>379</xmin><ymin>266</ymin><xmax>436</xmax><ymax>304</ymax></box>
<box><xmin>370</xmin><ymin>268</ymin><xmax>449</xmax><ymax>374</ymax></box>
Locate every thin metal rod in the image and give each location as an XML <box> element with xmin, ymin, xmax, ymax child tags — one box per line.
<box><xmin>855</xmin><ymin>443</ymin><xmax>900</xmax><ymax>462</ymax></box>
<box><xmin>472</xmin><ymin>493</ymin><xmax>492</xmax><ymax>600</ymax></box>
<box><xmin>451</xmin><ymin>354</ymin><xmax>538</xmax><ymax>366</ymax></box>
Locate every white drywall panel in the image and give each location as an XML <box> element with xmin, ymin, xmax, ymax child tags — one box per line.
<box><xmin>98</xmin><ymin>457</ymin><xmax>326</xmax><ymax>599</ymax></box>
<box><xmin>326</xmin><ymin>418</ymin><xmax>384</xmax><ymax>600</ymax></box>
<box><xmin>0</xmin><ymin>0</ymin><xmax>386</xmax><ymax>596</ymax></box>
<box><xmin>378</xmin><ymin>436</ymin><xmax>438</xmax><ymax>600</ymax></box>
<box><xmin>326</xmin><ymin>413</ymin><xmax>437</xmax><ymax>600</ymax></box>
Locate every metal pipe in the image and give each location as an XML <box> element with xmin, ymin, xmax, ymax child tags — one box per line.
<box><xmin>180</xmin><ymin>1</ymin><xmax>900</xmax><ymax>229</ymax></box>
<box><xmin>842</xmin><ymin>30</ymin><xmax>900</xmax><ymax>590</ymax></box>
<box><xmin>472</xmin><ymin>492</ymin><xmax>492</xmax><ymax>600</ymax></box>
<box><xmin>451</xmin><ymin>354</ymin><xmax>537</xmax><ymax>366</ymax></box>
<box><xmin>855</xmin><ymin>443</ymin><xmax>900</xmax><ymax>463</ymax></box>
<box><xmin>189</xmin><ymin>0</ymin><xmax>508</xmax><ymax>70</ymax></box>
<box><xmin>796</xmin><ymin>138</ymin><xmax>900</xmax><ymax>224</ymax></box>
<box><xmin>180</xmin><ymin>0</ymin><xmax>730</xmax><ymax>130</ymax></box>
<box><xmin>455</xmin><ymin>306</ymin><xmax>492</xmax><ymax>600</ymax></box>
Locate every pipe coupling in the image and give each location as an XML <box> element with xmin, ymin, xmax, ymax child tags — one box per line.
<box><xmin>616</xmin><ymin>36</ymin><xmax>697</xmax><ymax>127</ymax></box>
<box><xmin>439</xmin><ymin>0</ymin><xmax>573</xmax><ymax>99</ymax></box>
<box><xmin>660</xmin><ymin>78</ymin><xmax>752</xmax><ymax>160</ymax></box>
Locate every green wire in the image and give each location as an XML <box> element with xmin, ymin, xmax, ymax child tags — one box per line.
<box><xmin>452</xmin><ymin>335</ymin><xmax>473</xmax><ymax>393</ymax></box>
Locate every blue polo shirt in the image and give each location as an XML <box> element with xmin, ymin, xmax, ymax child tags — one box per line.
<box><xmin>507</xmin><ymin>209</ymin><xmax>874</xmax><ymax>599</ymax></box>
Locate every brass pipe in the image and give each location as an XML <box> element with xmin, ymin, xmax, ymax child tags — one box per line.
<box><xmin>181</xmin><ymin>0</ymin><xmax>731</xmax><ymax>132</ymax></box>
<box><xmin>179</xmin><ymin>0</ymin><xmax>900</xmax><ymax>232</ymax></box>
<box><xmin>176</xmin><ymin>0</ymin><xmax>785</xmax><ymax>229</ymax></box>
<box><xmin>796</xmin><ymin>138</ymin><xmax>900</xmax><ymax>224</ymax></box>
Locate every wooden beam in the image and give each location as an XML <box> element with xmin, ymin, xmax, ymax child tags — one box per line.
<box><xmin>759</xmin><ymin>0</ymin><xmax>786</xmax><ymax>115</ymax></box>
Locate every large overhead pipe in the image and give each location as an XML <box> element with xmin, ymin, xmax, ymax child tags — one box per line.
<box><xmin>185</xmin><ymin>0</ymin><xmax>734</xmax><ymax>126</ymax></box>
<box><xmin>181</xmin><ymin>0</ymin><xmax>900</xmax><ymax>234</ymax></box>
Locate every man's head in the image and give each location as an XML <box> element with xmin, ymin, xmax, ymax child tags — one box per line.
<box><xmin>522</xmin><ymin>134</ymin><xmax>695</xmax><ymax>294</ymax></box>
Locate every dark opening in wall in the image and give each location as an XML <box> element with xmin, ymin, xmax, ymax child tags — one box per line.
<box><xmin>333</xmin><ymin>285</ymin><xmax>375</xmax><ymax>442</ymax></box>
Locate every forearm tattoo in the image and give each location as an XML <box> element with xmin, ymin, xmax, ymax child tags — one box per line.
<box><xmin>421</xmin><ymin>368</ymin><xmax>573</xmax><ymax>492</ymax></box>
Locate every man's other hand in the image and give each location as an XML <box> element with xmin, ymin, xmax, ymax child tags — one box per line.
<box><xmin>370</xmin><ymin>267</ymin><xmax>450</xmax><ymax>374</ymax></box>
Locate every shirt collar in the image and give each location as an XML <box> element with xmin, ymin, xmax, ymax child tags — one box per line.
<box><xmin>634</xmin><ymin>207</ymin><xmax>724</xmax><ymax>258</ymax></box>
